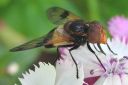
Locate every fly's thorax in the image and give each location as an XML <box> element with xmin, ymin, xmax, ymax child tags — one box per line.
<box><xmin>87</xmin><ymin>21</ymin><xmax>107</xmax><ymax>44</ymax></box>
<box><xmin>64</xmin><ymin>20</ymin><xmax>89</xmax><ymax>37</ymax></box>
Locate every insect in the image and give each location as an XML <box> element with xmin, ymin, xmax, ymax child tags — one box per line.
<box><xmin>10</xmin><ymin>7</ymin><xmax>116</xmax><ymax>79</ymax></box>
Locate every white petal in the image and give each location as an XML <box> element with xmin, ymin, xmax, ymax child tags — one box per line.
<box><xmin>95</xmin><ymin>75</ymin><xmax>122</xmax><ymax>85</ymax></box>
<box><xmin>121</xmin><ymin>75</ymin><xmax>128</xmax><ymax>85</ymax></box>
<box><xmin>112</xmin><ymin>75</ymin><xmax>121</xmax><ymax>85</ymax></box>
<box><xmin>19</xmin><ymin>62</ymin><xmax>56</xmax><ymax>85</ymax></box>
<box><xmin>102</xmin><ymin>76</ymin><xmax>113</xmax><ymax>85</ymax></box>
<box><xmin>103</xmin><ymin>38</ymin><xmax>128</xmax><ymax>59</ymax></box>
<box><xmin>94</xmin><ymin>76</ymin><xmax>106</xmax><ymax>85</ymax></box>
<box><xmin>55</xmin><ymin>56</ymin><xmax>84</xmax><ymax>85</ymax></box>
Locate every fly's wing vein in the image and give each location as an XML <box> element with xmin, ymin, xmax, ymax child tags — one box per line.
<box><xmin>10</xmin><ymin>36</ymin><xmax>45</xmax><ymax>52</ymax></box>
<box><xmin>47</xmin><ymin>7</ymin><xmax>80</xmax><ymax>25</ymax></box>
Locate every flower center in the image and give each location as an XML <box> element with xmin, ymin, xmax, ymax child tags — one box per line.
<box><xmin>103</xmin><ymin>56</ymin><xmax>128</xmax><ymax>77</ymax></box>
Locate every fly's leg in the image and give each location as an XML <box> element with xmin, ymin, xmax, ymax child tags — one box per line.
<box><xmin>97</xmin><ymin>44</ymin><xmax>106</xmax><ymax>55</ymax></box>
<box><xmin>93</xmin><ymin>43</ymin><xmax>117</xmax><ymax>55</ymax></box>
<box><xmin>93</xmin><ymin>44</ymin><xmax>106</xmax><ymax>55</ymax></box>
<box><xmin>93</xmin><ymin>44</ymin><xmax>100</xmax><ymax>52</ymax></box>
<box><xmin>57</xmin><ymin>48</ymin><xmax>61</xmax><ymax>60</ymax></box>
<box><xmin>87</xmin><ymin>42</ymin><xmax>106</xmax><ymax>72</ymax></box>
<box><xmin>106</xmin><ymin>43</ymin><xmax>117</xmax><ymax>55</ymax></box>
<box><xmin>69</xmin><ymin>45</ymin><xmax>80</xmax><ymax>79</ymax></box>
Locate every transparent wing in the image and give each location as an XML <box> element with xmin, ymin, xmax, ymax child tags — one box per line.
<box><xmin>47</xmin><ymin>7</ymin><xmax>80</xmax><ymax>25</ymax></box>
<box><xmin>10</xmin><ymin>36</ymin><xmax>45</xmax><ymax>52</ymax></box>
<box><xmin>10</xmin><ymin>26</ymin><xmax>74</xmax><ymax>52</ymax></box>
<box><xmin>44</xmin><ymin>25</ymin><xmax>74</xmax><ymax>47</ymax></box>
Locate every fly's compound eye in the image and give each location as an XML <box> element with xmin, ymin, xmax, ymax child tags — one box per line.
<box><xmin>69</xmin><ymin>21</ymin><xmax>89</xmax><ymax>35</ymax></box>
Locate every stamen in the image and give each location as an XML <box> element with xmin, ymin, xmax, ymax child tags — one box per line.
<box><xmin>110</xmin><ymin>58</ymin><xmax>118</xmax><ymax>74</ymax></box>
<box><xmin>123</xmin><ymin>56</ymin><xmax>128</xmax><ymax>60</ymax></box>
<box><xmin>113</xmin><ymin>60</ymin><xmax>119</xmax><ymax>74</ymax></box>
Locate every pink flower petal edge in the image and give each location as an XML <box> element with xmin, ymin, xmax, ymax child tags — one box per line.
<box><xmin>108</xmin><ymin>16</ymin><xmax>128</xmax><ymax>43</ymax></box>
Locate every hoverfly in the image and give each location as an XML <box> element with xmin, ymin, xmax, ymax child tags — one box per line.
<box><xmin>10</xmin><ymin>7</ymin><xmax>116</xmax><ymax>78</ymax></box>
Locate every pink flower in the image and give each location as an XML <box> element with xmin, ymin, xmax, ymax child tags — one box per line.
<box><xmin>17</xmin><ymin>38</ymin><xmax>128</xmax><ymax>85</ymax></box>
<box><xmin>59</xmin><ymin>38</ymin><xmax>128</xmax><ymax>85</ymax></box>
<box><xmin>108</xmin><ymin>16</ymin><xmax>128</xmax><ymax>43</ymax></box>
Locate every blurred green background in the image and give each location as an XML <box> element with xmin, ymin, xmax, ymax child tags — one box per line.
<box><xmin>0</xmin><ymin>0</ymin><xmax>128</xmax><ymax>85</ymax></box>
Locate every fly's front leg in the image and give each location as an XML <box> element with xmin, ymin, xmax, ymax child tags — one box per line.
<box><xmin>93</xmin><ymin>44</ymin><xmax>100</xmax><ymax>52</ymax></box>
<box><xmin>57</xmin><ymin>48</ymin><xmax>61</xmax><ymax>60</ymax></box>
<box><xmin>106</xmin><ymin>43</ymin><xmax>117</xmax><ymax>55</ymax></box>
<box><xmin>97</xmin><ymin>44</ymin><xmax>106</xmax><ymax>55</ymax></box>
<box><xmin>69</xmin><ymin>44</ymin><xmax>80</xmax><ymax>79</ymax></box>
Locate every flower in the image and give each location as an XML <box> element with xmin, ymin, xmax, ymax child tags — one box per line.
<box><xmin>108</xmin><ymin>16</ymin><xmax>128</xmax><ymax>43</ymax></box>
<box><xmin>19</xmin><ymin>62</ymin><xmax>56</xmax><ymax>85</ymax></box>
<box><xmin>60</xmin><ymin>38</ymin><xmax>128</xmax><ymax>85</ymax></box>
<box><xmin>18</xmin><ymin>58</ymin><xmax>85</xmax><ymax>85</ymax></box>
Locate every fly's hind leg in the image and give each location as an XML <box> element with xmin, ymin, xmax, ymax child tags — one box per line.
<box><xmin>69</xmin><ymin>44</ymin><xmax>80</xmax><ymax>79</ymax></box>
